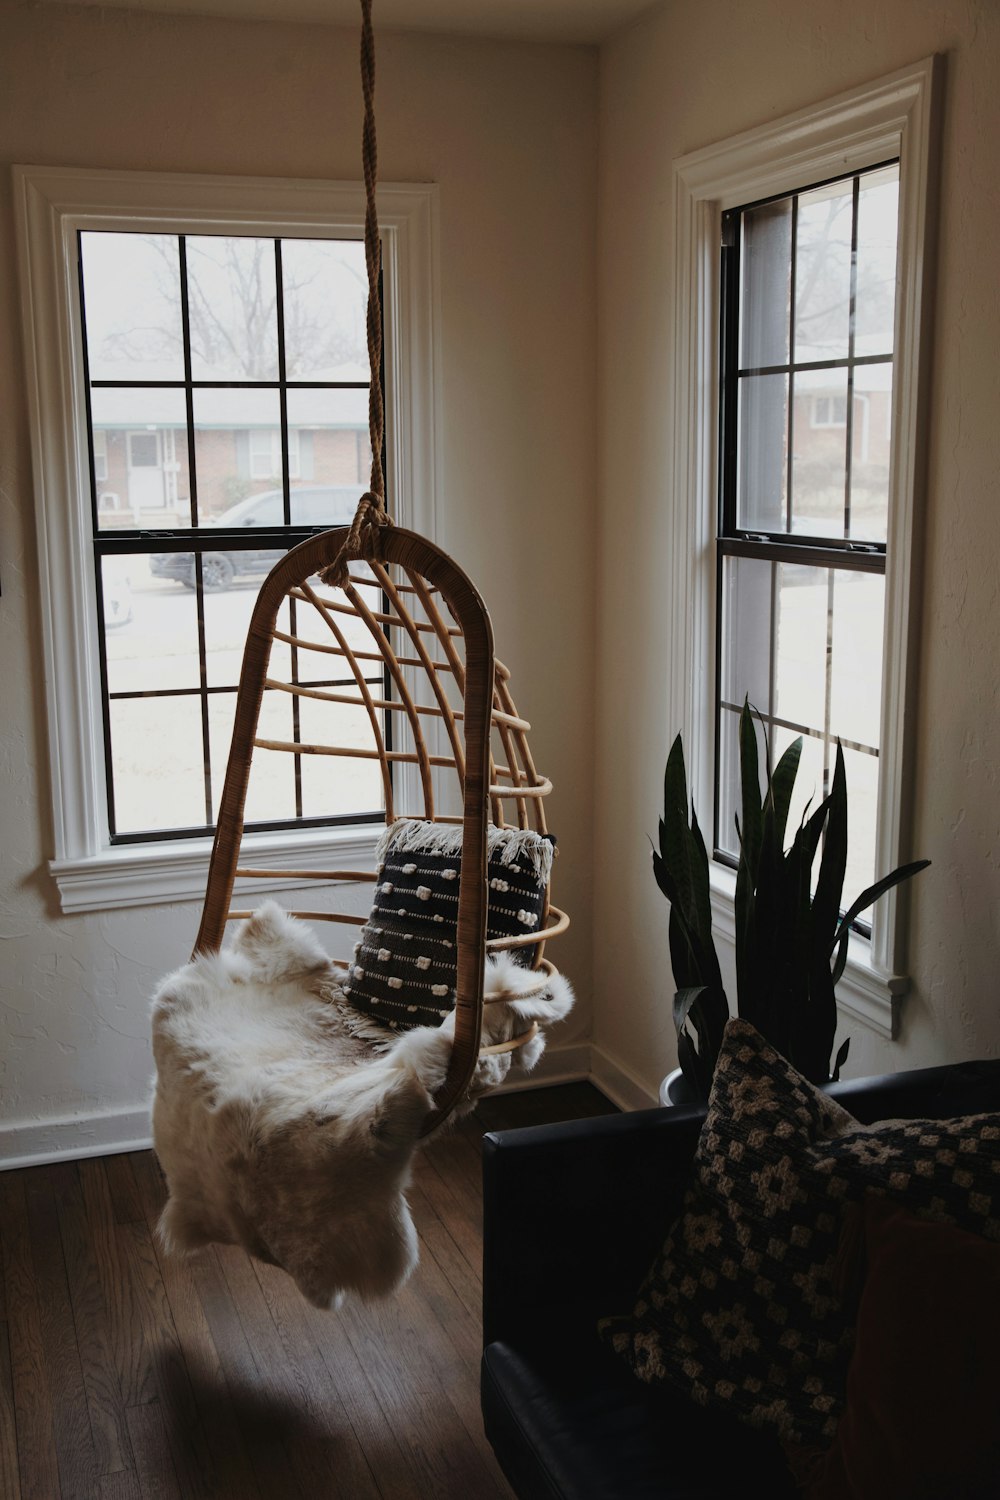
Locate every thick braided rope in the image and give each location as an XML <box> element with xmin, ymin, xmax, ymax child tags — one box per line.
<box><xmin>320</xmin><ymin>0</ymin><xmax>390</xmax><ymax>587</ymax></box>
<box><xmin>360</xmin><ymin>0</ymin><xmax>384</xmax><ymax>502</ymax></box>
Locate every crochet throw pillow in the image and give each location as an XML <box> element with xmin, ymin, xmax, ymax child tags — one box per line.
<box><xmin>344</xmin><ymin>818</ymin><xmax>554</xmax><ymax>1031</ymax></box>
<box><xmin>599</xmin><ymin>1019</ymin><xmax>1000</xmax><ymax>1446</ymax></box>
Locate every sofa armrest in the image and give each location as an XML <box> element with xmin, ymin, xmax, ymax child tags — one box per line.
<box><xmin>482</xmin><ymin>1104</ymin><xmax>705</xmax><ymax>1349</ymax></box>
<box><xmin>826</xmin><ymin>1058</ymin><xmax>1000</xmax><ymax>1123</ymax></box>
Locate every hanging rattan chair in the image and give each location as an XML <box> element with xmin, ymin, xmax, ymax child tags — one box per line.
<box><xmin>192</xmin><ymin>526</ymin><xmax>567</xmax><ymax>1133</ymax></box>
<box><xmin>191</xmin><ymin>0</ymin><xmax>566</xmax><ymax>1136</ymax></box>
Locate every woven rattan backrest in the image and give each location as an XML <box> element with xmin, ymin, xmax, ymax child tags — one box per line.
<box><xmin>193</xmin><ymin>524</ymin><xmax>563</xmax><ymax>1129</ymax></box>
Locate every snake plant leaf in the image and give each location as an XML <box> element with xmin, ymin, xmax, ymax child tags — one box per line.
<box><xmin>669</xmin><ymin>896</ymin><xmax>729</xmax><ymax>1053</ymax></box>
<box><xmin>659</xmin><ymin>740</ymin><xmax>726</xmax><ymax>986</ymax></box>
<box><xmin>833</xmin><ymin>1036</ymin><xmax>851</xmax><ymax>1081</ymax></box>
<box><xmin>734</xmin><ymin>708</ymin><xmax>761</xmax><ymax>1019</ymax></box>
<box><xmin>812</xmin><ymin>743</ymin><xmax>848</xmax><ymax>952</ymax></box>
<box><xmin>738</xmin><ymin>701</ymin><xmax>763</xmax><ymax>879</ymax></box>
<box><xmin>659</xmin><ymin>852</ymin><xmax>708</xmax><ymax>982</ymax></box>
<box><xmin>657</xmin><ymin>735</ymin><xmax>733</xmax><ymax>1093</ymax></box>
<box><xmin>788</xmin><ymin>829</ymin><xmax>818</xmax><ymax>1048</ymax></box>
<box><xmin>768</xmin><ymin>735</ymin><xmax>803</xmax><ymax>854</ymax></box>
<box><xmin>668</xmin><ymin>903</ymin><xmax>700</xmax><ymax>990</ymax></box>
<box><xmin>677</xmin><ymin>1027</ymin><xmax>713</xmax><ymax>1102</ymax></box>
<box><xmin>744</xmin><ymin>785</ymin><xmax>783</xmax><ymax>1029</ymax></box>
<box><xmin>835</xmin><ymin>857</ymin><xmax>932</xmax><ymax>937</ymax></box>
<box><xmin>789</xmin><ymin>821</ymin><xmax>818</xmax><ymax>969</ymax></box>
<box><xmin>669</xmin><ymin>923</ymin><xmax>727</xmax><ymax>1067</ymax></box>
<box><xmin>793</xmin><ymin>944</ymin><xmax>837</xmax><ymax>1085</ymax></box>
<box><xmin>799</xmin><ymin>795</ymin><xmax>829</xmax><ymax>874</ymax></box>
<box><xmin>690</xmin><ymin>808</ymin><xmax>725</xmax><ymax>993</ymax></box>
<box><xmin>661</xmin><ymin>736</ymin><xmax>699</xmax><ymax>926</ymax></box>
<box><xmin>673</xmin><ymin>985</ymin><xmax>707</xmax><ymax>1036</ymax></box>
<box><xmin>830</xmin><ymin>858</ymin><xmax>932</xmax><ymax>983</ymax></box>
<box><xmin>659</xmin><ymin>846</ymin><xmax>715</xmax><ymax>987</ymax></box>
<box><xmin>734</xmin><ymin>851</ymin><xmax>754</xmax><ymax>1019</ymax></box>
<box><xmin>652</xmin><ymin>846</ymin><xmax>680</xmax><ymax>907</ymax></box>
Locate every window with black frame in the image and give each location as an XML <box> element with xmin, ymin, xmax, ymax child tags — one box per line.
<box><xmin>715</xmin><ymin>161</ymin><xmax>899</xmax><ymax>914</ymax></box>
<box><xmin>80</xmin><ymin>230</ymin><xmax>388</xmax><ymax>843</ymax></box>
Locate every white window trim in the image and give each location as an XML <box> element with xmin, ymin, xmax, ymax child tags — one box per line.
<box><xmin>668</xmin><ymin>57</ymin><xmax>940</xmax><ymax>1038</ymax></box>
<box><xmin>14</xmin><ymin>165</ymin><xmax>441</xmax><ymax>914</ymax></box>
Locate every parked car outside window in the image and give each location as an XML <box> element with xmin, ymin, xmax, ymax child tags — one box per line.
<box><xmin>150</xmin><ymin>484</ymin><xmax>365</xmax><ymax>590</ymax></box>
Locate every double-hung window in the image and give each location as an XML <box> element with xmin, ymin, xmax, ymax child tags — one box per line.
<box><xmin>670</xmin><ymin>59</ymin><xmax>940</xmax><ymax>1035</ymax></box>
<box><xmin>83</xmin><ymin>228</ymin><xmax>380</xmax><ymax>842</ymax></box>
<box><xmin>716</xmin><ymin>163</ymin><xmax>899</xmax><ymax>917</ymax></box>
<box><xmin>15</xmin><ymin>167</ymin><xmax>438</xmax><ymax>914</ymax></box>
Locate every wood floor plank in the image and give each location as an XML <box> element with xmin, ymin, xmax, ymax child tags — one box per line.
<box><xmin>255</xmin><ymin>1259</ymin><xmax>420</xmax><ymax>1500</ymax></box>
<box><xmin>126</xmin><ymin>1153</ymin><xmax>166</xmax><ymax>1218</ymax></box>
<box><xmin>0</xmin><ymin>1322</ymin><xmax>23</xmax><ymax>1500</ymax></box>
<box><xmin>409</xmin><ymin>1220</ymin><xmax>483</xmax><ymax>1373</ymax></box>
<box><xmin>103</xmin><ymin>1158</ymin><xmax>145</xmax><ymax>1227</ymax></box>
<box><xmin>397</xmin><ymin>1280</ymin><xmax>510</xmax><ymax>1490</ymax></box>
<box><xmin>215</xmin><ymin>1244</ymin><xmax>380</xmax><ymax>1500</ymax></box>
<box><xmin>78</xmin><ymin>1160</ymin><xmax>157</xmax><ymax>1409</ymax></box>
<box><xmin>23</xmin><ymin>1174</ymin><xmax>99</xmax><ymax>1500</ymax></box>
<box><xmin>419</xmin><ymin>1117</ymin><xmax>484</xmax><ymax>1200</ymax></box>
<box><xmin>188</xmin><ymin>1253</ymin><xmax>302</xmax><ymax>1500</ymax></box>
<box><xmin>409</xmin><ymin>1180</ymin><xmax>482</xmax><ymax>1322</ymax></box>
<box><xmin>125</xmin><ymin>1404</ymin><xmax>182</xmax><ymax>1500</ymax></box>
<box><xmin>53</xmin><ymin>1164</ymin><xmax>131</xmax><ymax>1477</ymax></box>
<box><xmin>360</xmin><ymin>1384</ymin><xmax>511</xmax><ymax>1500</ymax></box>
<box><xmin>335</xmin><ymin>1266</ymin><xmax>510</xmax><ymax>1499</ymax></box>
<box><xmin>118</xmin><ymin>1217</ymin><xmax>233</xmax><ymax>1500</ymax></box>
<box><xmin>0</xmin><ymin>1174</ymin><xmax>62</xmax><ymax>1500</ymax></box>
<box><xmin>411</xmin><ymin>1151</ymin><xmax>483</xmax><ymax>1280</ymax></box>
<box><xmin>128</xmin><ymin>1154</ymin><xmax>263</xmax><ymax>1500</ymax></box>
<box><xmin>97</xmin><ymin>1472</ymin><xmax>142</xmax><ymax>1500</ymax></box>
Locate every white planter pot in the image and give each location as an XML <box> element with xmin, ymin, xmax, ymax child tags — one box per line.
<box><xmin>658</xmin><ymin>1067</ymin><xmax>702</xmax><ymax>1108</ymax></box>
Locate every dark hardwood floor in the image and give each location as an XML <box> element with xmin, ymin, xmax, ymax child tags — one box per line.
<box><xmin>0</xmin><ymin>1083</ymin><xmax>617</xmax><ymax>1500</ymax></box>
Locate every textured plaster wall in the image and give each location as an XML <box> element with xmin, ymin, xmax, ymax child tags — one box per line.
<box><xmin>595</xmin><ymin>0</ymin><xmax>1000</xmax><ymax>1098</ymax></box>
<box><xmin>0</xmin><ymin>1</ymin><xmax>598</xmax><ymax>1153</ymax></box>
<box><xmin>6</xmin><ymin>0</ymin><xmax>992</xmax><ymax>1149</ymax></box>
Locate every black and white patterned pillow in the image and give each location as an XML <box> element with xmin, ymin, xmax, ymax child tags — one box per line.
<box><xmin>600</xmin><ymin>1020</ymin><xmax>1000</xmax><ymax>1446</ymax></box>
<box><xmin>344</xmin><ymin>819</ymin><xmax>554</xmax><ymax>1032</ymax></box>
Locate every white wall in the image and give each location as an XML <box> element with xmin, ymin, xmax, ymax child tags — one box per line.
<box><xmin>0</xmin><ymin>1</ymin><xmax>598</xmax><ymax>1161</ymax></box>
<box><xmin>594</xmin><ymin>0</ymin><xmax>1000</xmax><ymax>1101</ymax></box>
<box><xmin>7</xmin><ymin>0</ymin><xmax>994</xmax><ymax>1157</ymax></box>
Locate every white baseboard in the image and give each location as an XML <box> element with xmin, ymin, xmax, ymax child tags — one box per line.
<box><xmin>0</xmin><ymin>1105</ymin><xmax>153</xmax><ymax>1173</ymax></box>
<box><xmin>0</xmin><ymin>1044</ymin><xmax>596</xmax><ymax>1172</ymax></box>
<box><xmin>589</xmin><ymin>1043</ymin><xmax>660</xmax><ymax>1112</ymax></box>
<box><xmin>0</xmin><ymin>1043</ymin><xmax>632</xmax><ymax>1172</ymax></box>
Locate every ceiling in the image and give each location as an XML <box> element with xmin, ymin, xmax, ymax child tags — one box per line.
<box><xmin>47</xmin><ymin>0</ymin><xmax>658</xmax><ymax>45</ymax></box>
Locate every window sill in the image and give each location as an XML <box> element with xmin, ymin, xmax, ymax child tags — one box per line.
<box><xmin>707</xmin><ymin>864</ymin><xmax>907</xmax><ymax>1041</ymax></box>
<box><xmin>51</xmin><ymin>824</ymin><xmax>382</xmax><ymax>915</ymax></box>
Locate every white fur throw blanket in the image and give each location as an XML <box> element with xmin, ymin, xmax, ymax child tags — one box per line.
<box><xmin>150</xmin><ymin>901</ymin><xmax>573</xmax><ymax>1309</ymax></box>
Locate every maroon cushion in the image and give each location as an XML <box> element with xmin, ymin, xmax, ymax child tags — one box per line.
<box><xmin>788</xmin><ymin>1193</ymin><xmax>1000</xmax><ymax>1499</ymax></box>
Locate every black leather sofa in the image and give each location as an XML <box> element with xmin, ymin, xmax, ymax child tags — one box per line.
<box><xmin>480</xmin><ymin>1059</ymin><xmax>1000</xmax><ymax>1500</ymax></box>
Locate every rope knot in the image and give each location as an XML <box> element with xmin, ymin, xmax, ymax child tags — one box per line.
<box><xmin>319</xmin><ymin>490</ymin><xmax>392</xmax><ymax>589</ymax></box>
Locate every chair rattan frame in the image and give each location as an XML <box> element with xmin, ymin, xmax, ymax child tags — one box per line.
<box><xmin>193</xmin><ymin>523</ymin><xmax>565</xmax><ymax>1134</ymax></box>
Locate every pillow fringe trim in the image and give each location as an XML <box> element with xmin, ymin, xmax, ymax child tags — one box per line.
<box><xmin>375</xmin><ymin>818</ymin><xmax>554</xmax><ymax>882</ymax></box>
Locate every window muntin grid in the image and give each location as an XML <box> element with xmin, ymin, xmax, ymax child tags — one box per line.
<box><xmin>715</xmin><ymin>161</ymin><xmax>899</xmax><ymax>913</ymax></box>
<box><xmin>80</xmin><ymin>229</ymin><xmax>387</xmax><ymax>844</ymax></box>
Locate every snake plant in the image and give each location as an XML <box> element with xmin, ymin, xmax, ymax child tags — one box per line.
<box><xmin>654</xmin><ymin>701</ymin><xmax>929</xmax><ymax>1098</ymax></box>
